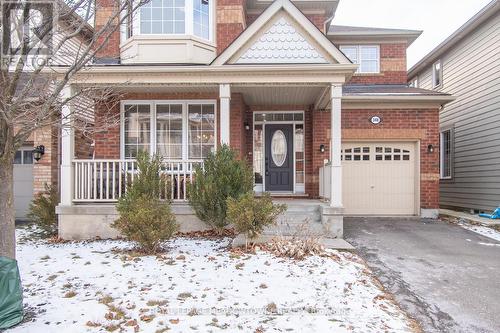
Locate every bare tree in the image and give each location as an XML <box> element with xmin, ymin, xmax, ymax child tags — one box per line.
<box><xmin>0</xmin><ymin>0</ymin><xmax>144</xmax><ymax>258</ymax></box>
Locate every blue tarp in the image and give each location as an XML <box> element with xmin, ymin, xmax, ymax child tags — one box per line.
<box><xmin>479</xmin><ymin>208</ymin><xmax>500</xmax><ymax>219</ymax></box>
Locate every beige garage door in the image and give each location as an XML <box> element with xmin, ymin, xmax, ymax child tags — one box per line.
<box><xmin>14</xmin><ymin>147</ymin><xmax>34</xmax><ymax>220</ymax></box>
<box><xmin>342</xmin><ymin>142</ymin><xmax>417</xmax><ymax>215</ymax></box>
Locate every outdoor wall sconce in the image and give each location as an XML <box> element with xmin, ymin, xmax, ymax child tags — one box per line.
<box><xmin>33</xmin><ymin>145</ymin><xmax>45</xmax><ymax>161</ymax></box>
<box><xmin>427</xmin><ymin>144</ymin><xmax>434</xmax><ymax>154</ymax></box>
<box><xmin>244</xmin><ymin>122</ymin><xmax>250</xmax><ymax>130</ymax></box>
<box><xmin>319</xmin><ymin>144</ymin><xmax>326</xmax><ymax>153</ymax></box>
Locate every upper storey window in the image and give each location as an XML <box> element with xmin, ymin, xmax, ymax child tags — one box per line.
<box><xmin>140</xmin><ymin>0</ymin><xmax>186</xmax><ymax>34</ymax></box>
<box><xmin>340</xmin><ymin>45</ymin><xmax>380</xmax><ymax>73</ymax></box>
<box><xmin>432</xmin><ymin>60</ymin><xmax>443</xmax><ymax>89</ymax></box>
<box><xmin>126</xmin><ymin>0</ymin><xmax>213</xmax><ymax>41</ymax></box>
<box><xmin>193</xmin><ymin>0</ymin><xmax>210</xmax><ymax>39</ymax></box>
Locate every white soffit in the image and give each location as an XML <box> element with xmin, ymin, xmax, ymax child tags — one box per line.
<box><xmin>234</xmin><ymin>16</ymin><xmax>328</xmax><ymax>64</ymax></box>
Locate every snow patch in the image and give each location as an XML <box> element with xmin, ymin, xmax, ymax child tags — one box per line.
<box><xmin>9</xmin><ymin>227</ymin><xmax>414</xmax><ymax>333</ymax></box>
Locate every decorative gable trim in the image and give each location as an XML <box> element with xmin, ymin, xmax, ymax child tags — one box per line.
<box><xmin>234</xmin><ymin>16</ymin><xmax>328</xmax><ymax>64</ymax></box>
<box><xmin>212</xmin><ymin>0</ymin><xmax>351</xmax><ymax>66</ymax></box>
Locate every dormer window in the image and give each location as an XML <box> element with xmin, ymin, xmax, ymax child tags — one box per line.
<box><xmin>124</xmin><ymin>0</ymin><xmax>213</xmax><ymax>42</ymax></box>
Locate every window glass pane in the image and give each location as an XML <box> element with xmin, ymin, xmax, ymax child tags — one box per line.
<box><xmin>14</xmin><ymin>151</ymin><xmax>22</xmax><ymax>164</ymax></box>
<box><xmin>360</xmin><ymin>46</ymin><xmax>378</xmax><ymax>60</ymax></box>
<box><xmin>140</xmin><ymin>0</ymin><xmax>185</xmax><ymax>34</ymax></box>
<box><xmin>441</xmin><ymin>130</ymin><xmax>451</xmax><ymax>177</ymax></box>
<box><xmin>340</xmin><ymin>46</ymin><xmax>358</xmax><ymax>63</ymax></box>
<box><xmin>253</xmin><ymin>125</ymin><xmax>263</xmax><ymax>184</ymax></box>
<box><xmin>188</xmin><ymin>104</ymin><xmax>215</xmax><ymax>159</ymax></box>
<box><xmin>193</xmin><ymin>0</ymin><xmax>209</xmax><ymax>39</ymax></box>
<box><xmin>156</xmin><ymin>104</ymin><xmax>183</xmax><ymax>159</ymax></box>
<box><xmin>23</xmin><ymin>150</ymin><xmax>33</xmax><ymax>164</ymax></box>
<box><xmin>433</xmin><ymin>62</ymin><xmax>442</xmax><ymax>87</ymax></box>
<box><xmin>360</xmin><ymin>60</ymin><xmax>379</xmax><ymax>73</ymax></box>
<box><xmin>124</xmin><ymin>104</ymin><xmax>151</xmax><ymax>159</ymax></box>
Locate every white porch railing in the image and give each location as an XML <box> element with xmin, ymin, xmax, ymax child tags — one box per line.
<box><xmin>72</xmin><ymin>159</ymin><xmax>203</xmax><ymax>203</ymax></box>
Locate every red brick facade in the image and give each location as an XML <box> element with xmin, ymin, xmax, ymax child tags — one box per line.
<box><xmin>85</xmin><ymin>1</ymin><xmax>440</xmax><ymax>214</ymax></box>
<box><xmin>307</xmin><ymin>108</ymin><xmax>440</xmax><ymax>209</ymax></box>
<box><xmin>94</xmin><ymin>0</ymin><xmax>120</xmax><ymax>62</ymax></box>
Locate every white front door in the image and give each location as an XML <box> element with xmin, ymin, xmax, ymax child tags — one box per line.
<box><xmin>342</xmin><ymin>142</ymin><xmax>417</xmax><ymax>215</ymax></box>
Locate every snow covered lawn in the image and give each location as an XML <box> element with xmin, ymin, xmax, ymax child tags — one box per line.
<box><xmin>9</xmin><ymin>227</ymin><xmax>416</xmax><ymax>333</ymax></box>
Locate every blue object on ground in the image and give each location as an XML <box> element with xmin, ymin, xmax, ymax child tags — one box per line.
<box><xmin>479</xmin><ymin>207</ymin><xmax>500</xmax><ymax>219</ymax></box>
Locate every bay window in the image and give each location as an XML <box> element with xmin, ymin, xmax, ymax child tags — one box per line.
<box><xmin>126</xmin><ymin>0</ymin><xmax>213</xmax><ymax>41</ymax></box>
<box><xmin>340</xmin><ymin>45</ymin><xmax>380</xmax><ymax>73</ymax></box>
<box><xmin>140</xmin><ymin>0</ymin><xmax>185</xmax><ymax>34</ymax></box>
<box><xmin>122</xmin><ymin>101</ymin><xmax>216</xmax><ymax>160</ymax></box>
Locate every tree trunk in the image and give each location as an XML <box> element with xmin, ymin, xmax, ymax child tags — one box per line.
<box><xmin>0</xmin><ymin>153</ymin><xmax>16</xmax><ymax>259</ymax></box>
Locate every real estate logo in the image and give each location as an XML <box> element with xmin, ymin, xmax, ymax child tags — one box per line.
<box><xmin>1</xmin><ymin>0</ymin><xmax>56</xmax><ymax>60</ymax></box>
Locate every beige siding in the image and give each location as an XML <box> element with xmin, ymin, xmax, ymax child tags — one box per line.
<box><xmin>413</xmin><ymin>12</ymin><xmax>500</xmax><ymax>211</ymax></box>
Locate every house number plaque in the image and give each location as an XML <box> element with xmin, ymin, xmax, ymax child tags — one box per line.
<box><xmin>370</xmin><ymin>116</ymin><xmax>382</xmax><ymax>124</ymax></box>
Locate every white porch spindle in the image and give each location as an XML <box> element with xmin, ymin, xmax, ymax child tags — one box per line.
<box><xmin>330</xmin><ymin>84</ymin><xmax>343</xmax><ymax>208</ymax></box>
<box><xmin>219</xmin><ymin>83</ymin><xmax>231</xmax><ymax>145</ymax></box>
<box><xmin>60</xmin><ymin>85</ymin><xmax>75</xmax><ymax>206</ymax></box>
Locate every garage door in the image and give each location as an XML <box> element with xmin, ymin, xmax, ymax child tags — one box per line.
<box><xmin>342</xmin><ymin>142</ymin><xmax>417</xmax><ymax>215</ymax></box>
<box><xmin>14</xmin><ymin>148</ymin><xmax>34</xmax><ymax>220</ymax></box>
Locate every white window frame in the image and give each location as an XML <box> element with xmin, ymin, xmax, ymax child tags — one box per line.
<box><xmin>120</xmin><ymin>100</ymin><xmax>217</xmax><ymax>160</ymax></box>
<box><xmin>339</xmin><ymin>45</ymin><xmax>380</xmax><ymax>74</ymax></box>
<box><xmin>440</xmin><ymin>129</ymin><xmax>453</xmax><ymax>179</ymax></box>
<box><xmin>432</xmin><ymin>60</ymin><xmax>443</xmax><ymax>89</ymax></box>
<box><xmin>122</xmin><ymin>0</ymin><xmax>214</xmax><ymax>42</ymax></box>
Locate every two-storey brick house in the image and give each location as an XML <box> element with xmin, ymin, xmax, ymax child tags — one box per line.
<box><xmin>56</xmin><ymin>0</ymin><xmax>454</xmax><ymax>239</ymax></box>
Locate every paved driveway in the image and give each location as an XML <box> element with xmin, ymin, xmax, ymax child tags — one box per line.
<box><xmin>344</xmin><ymin>217</ymin><xmax>500</xmax><ymax>333</ymax></box>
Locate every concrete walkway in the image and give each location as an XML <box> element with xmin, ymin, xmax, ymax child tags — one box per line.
<box><xmin>344</xmin><ymin>217</ymin><xmax>500</xmax><ymax>333</ymax></box>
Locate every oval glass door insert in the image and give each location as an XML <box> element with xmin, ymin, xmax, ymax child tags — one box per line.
<box><xmin>271</xmin><ymin>130</ymin><xmax>287</xmax><ymax>167</ymax></box>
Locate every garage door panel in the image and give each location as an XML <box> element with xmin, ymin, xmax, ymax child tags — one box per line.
<box><xmin>342</xmin><ymin>142</ymin><xmax>416</xmax><ymax>215</ymax></box>
<box><xmin>14</xmin><ymin>149</ymin><xmax>34</xmax><ymax>220</ymax></box>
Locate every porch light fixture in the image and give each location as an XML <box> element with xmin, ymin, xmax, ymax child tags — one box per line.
<box><xmin>244</xmin><ymin>122</ymin><xmax>250</xmax><ymax>130</ymax></box>
<box><xmin>33</xmin><ymin>145</ymin><xmax>45</xmax><ymax>161</ymax></box>
<box><xmin>319</xmin><ymin>144</ymin><xmax>326</xmax><ymax>153</ymax></box>
<box><xmin>427</xmin><ymin>144</ymin><xmax>434</xmax><ymax>154</ymax></box>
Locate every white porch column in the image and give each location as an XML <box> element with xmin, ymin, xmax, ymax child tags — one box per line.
<box><xmin>60</xmin><ymin>85</ymin><xmax>75</xmax><ymax>206</ymax></box>
<box><xmin>330</xmin><ymin>83</ymin><xmax>343</xmax><ymax>207</ymax></box>
<box><xmin>219</xmin><ymin>83</ymin><xmax>231</xmax><ymax>145</ymax></box>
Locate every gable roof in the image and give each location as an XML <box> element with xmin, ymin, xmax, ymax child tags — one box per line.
<box><xmin>408</xmin><ymin>0</ymin><xmax>499</xmax><ymax>77</ymax></box>
<box><xmin>328</xmin><ymin>25</ymin><xmax>421</xmax><ymax>45</ymax></box>
<box><xmin>212</xmin><ymin>0</ymin><xmax>351</xmax><ymax>66</ymax></box>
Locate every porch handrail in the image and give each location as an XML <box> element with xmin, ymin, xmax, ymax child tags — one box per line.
<box><xmin>72</xmin><ymin>159</ymin><xmax>203</xmax><ymax>203</ymax></box>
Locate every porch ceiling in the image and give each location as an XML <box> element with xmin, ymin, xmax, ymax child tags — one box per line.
<box><xmin>233</xmin><ymin>85</ymin><xmax>326</xmax><ymax>106</ymax></box>
<box><xmin>90</xmin><ymin>83</ymin><xmax>328</xmax><ymax>107</ymax></box>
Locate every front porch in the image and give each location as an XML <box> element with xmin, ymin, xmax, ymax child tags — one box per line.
<box><xmin>58</xmin><ymin>81</ymin><xmax>346</xmax><ymax>240</ymax></box>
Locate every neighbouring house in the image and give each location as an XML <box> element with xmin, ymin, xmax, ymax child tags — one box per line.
<box><xmin>56</xmin><ymin>0</ymin><xmax>454</xmax><ymax>240</ymax></box>
<box><xmin>408</xmin><ymin>0</ymin><xmax>500</xmax><ymax>213</ymax></box>
<box><xmin>12</xmin><ymin>4</ymin><xmax>94</xmax><ymax>220</ymax></box>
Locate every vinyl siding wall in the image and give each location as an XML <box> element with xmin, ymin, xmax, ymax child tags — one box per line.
<box><xmin>413</xmin><ymin>12</ymin><xmax>500</xmax><ymax>211</ymax></box>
